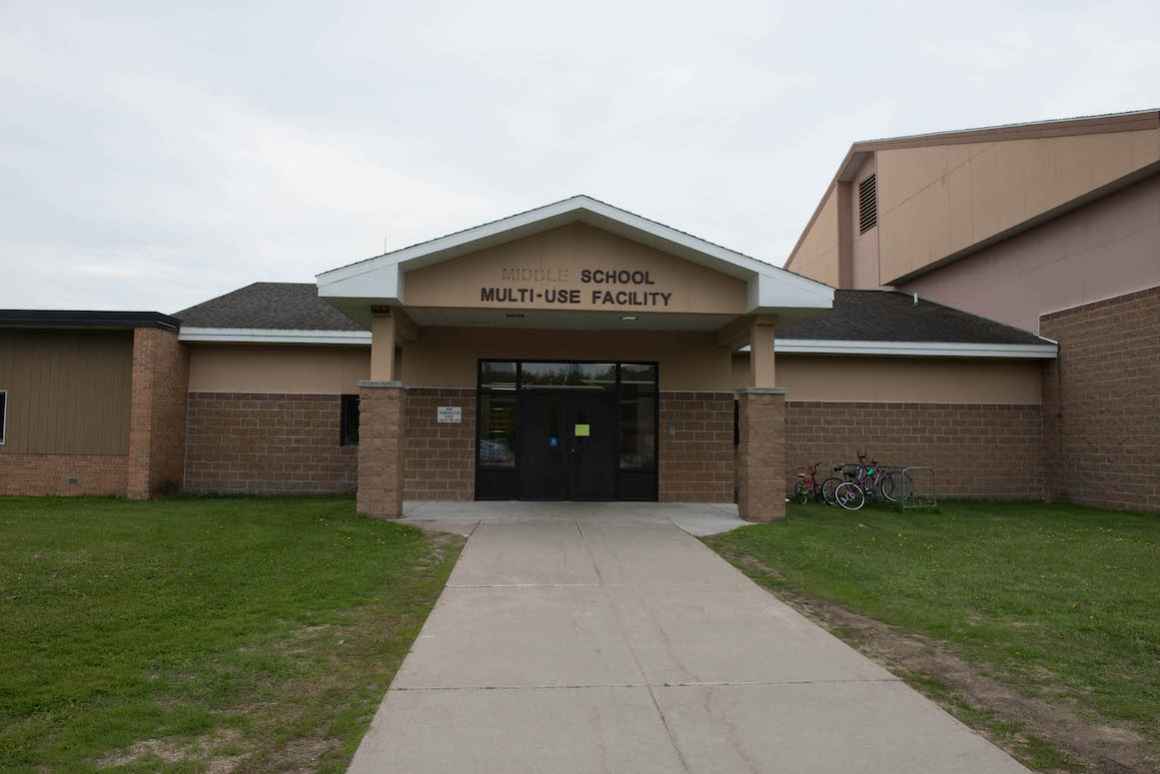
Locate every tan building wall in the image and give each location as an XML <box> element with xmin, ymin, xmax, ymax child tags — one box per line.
<box><xmin>901</xmin><ymin>171</ymin><xmax>1160</xmax><ymax>333</ymax></box>
<box><xmin>403</xmin><ymin>327</ymin><xmax>734</xmax><ymax>391</ymax></box>
<box><xmin>784</xmin><ymin>185</ymin><xmax>840</xmax><ymax>287</ymax></box>
<box><xmin>188</xmin><ymin>344</ymin><xmax>371</xmax><ymax>394</ymax></box>
<box><xmin>850</xmin><ymin>155</ymin><xmax>881</xmax><ymax>289</ymax></box>
<box><xmin>877</xmin><ymin>128</ymin><xmax>1160</xmax><ymax>284</ymax></box>
<box><xmin>404</xmin><ymin>222</ymin><xmax>749</xmax><ymax>315</ymax></box>
<box><xmin>732</xmin><ymin>353</ymin><xmax>1042</xmax><ymax>404</ymax></box>
<box><xmin>0</xmin><ymin>330</ymin><xmax>133</xmax><ymax>455</ymax></box>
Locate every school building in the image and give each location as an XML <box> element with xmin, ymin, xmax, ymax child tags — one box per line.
<box><xmin>1</xmin><ymin>110</ymin><xmax>1157</xmax><ymax>517</ymax></box>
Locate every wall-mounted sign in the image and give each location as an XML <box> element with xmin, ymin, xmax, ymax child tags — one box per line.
<box><xmin>480</xmin><ymin>266</ymin><xmax>674</xmax><ymax>309</ymax></box>
<box><xmin>436</xmin><ymin>406</ymin><xmax>462</xmax><ymax>424</ymax></box>
<box><xmin>575</xmin><ymin>424</ymin><xmax>591</xmax><ymax>437</ymax></box>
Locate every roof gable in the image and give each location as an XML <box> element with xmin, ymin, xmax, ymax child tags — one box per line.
<box><xmin>317</xmin><ymin>195</ymin><xmax>833</xmax><ymax>322</ymax></box>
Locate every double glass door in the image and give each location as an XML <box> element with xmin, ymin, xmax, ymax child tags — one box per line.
<box><xmin>476</xmin><ymin>361</ymin><xmax>658</xmax><ymax>501</ymax></box>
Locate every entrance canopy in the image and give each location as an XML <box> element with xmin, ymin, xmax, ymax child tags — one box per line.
<box><xmin>316</xmin><ymin>195</ymin><xmax>833</xmax><ymax>329</ymax></box>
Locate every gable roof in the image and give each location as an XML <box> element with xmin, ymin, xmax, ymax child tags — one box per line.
<box><xmin>316</xmin><ymin>194</ymin><xmax>834</xmax><ymax>323</ymax></box>
<box><xmin>176</xmin><ymin>282</ymin><xmax>363</xmax><ymax>331</ymax></box>
<box><xmin>174</xmin><ymin>282</ymin><xmax>1055</xmax><ymax>357</ymax></box>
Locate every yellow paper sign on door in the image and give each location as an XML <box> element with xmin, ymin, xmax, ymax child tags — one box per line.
<box><xmin>575</xmin><ymin>424</ymin><xmax>591</xmax><ymax>437</ymax></box>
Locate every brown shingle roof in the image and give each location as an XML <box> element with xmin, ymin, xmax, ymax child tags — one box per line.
<box><xmin>176</xmin><ymin>283</ymin><xmax>1045</xmax><ymax>345</ymax></box>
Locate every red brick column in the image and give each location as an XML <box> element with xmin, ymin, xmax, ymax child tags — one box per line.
<box><xmin>735</xmin><ymin>388</ymin><xmax>786</xmax><ymax>522</ymax></box>
<box><xmin>127</xmin><ymin>327</ymin><xmax>189</xmax><ymax>500</ymax></box>
<box><xmin>357</xmin><ymin>380</ymin><xmax>405</xmax><ymax>518</ymax></box>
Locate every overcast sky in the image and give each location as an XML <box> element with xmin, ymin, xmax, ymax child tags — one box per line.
<box><xmin>2</xmin><ymin>2</ymin><xmax>1158</xmax><ymax>313</ymax></box>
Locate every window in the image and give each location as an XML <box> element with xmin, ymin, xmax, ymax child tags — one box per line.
<box><xmin>618</xmin><ymin>363</ymin><xmax>657</xmax><ymax>471</ymax></box>
<box><xmin>340</xmin><ymin>394</ymin><xmax>360</xmax><ymax>446</ymax></box>
<box><xmin>0</xmin><ymin>390</ymin><xmax>6</xmax><ymax>446</ymax></box>
<box><xmin>479</xmin><ymin>393</ymin><xmax>517</xmax><ymax>467</ymax></box>
<box><xmin>858</xmin><ymin>174</ymin><xmax>878</xmax><ymax>234</ymax></box>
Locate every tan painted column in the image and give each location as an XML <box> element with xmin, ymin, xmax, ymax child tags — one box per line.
<box><xmin>356</xmin><ymin>380</ymin><xmax>405</xmax><ymax>519</ymax></box>
<box><xmin>748</xmin><ymin>318</ymin><xmax>776</xmax><ymax>388</ymax></box>
<box><xmin>370</xmin><ymin>312</ymin><xmax>397</xmax><ymax>382</ymax></box>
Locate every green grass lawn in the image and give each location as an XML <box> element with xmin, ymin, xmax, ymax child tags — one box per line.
<box><xmin>706</xmin><ymin>502</ymin><xmax>1160</xmax><ymax>771</ymax></box>
<box><xmin>0</xmin><ymin>496</ymin><xmax>462</xmax><ymax>773</ymax></box>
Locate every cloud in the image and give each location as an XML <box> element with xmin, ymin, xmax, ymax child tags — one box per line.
<box><xmin>0</xmin><ymin>0</ymin><xmax>1157</xmax><ymax>312</ymax></box>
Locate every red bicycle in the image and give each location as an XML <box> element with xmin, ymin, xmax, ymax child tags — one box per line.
<box><xmin>792</xmin><ymin>462</ymin><xmax>827</xmax><ymax>504</ymax></box>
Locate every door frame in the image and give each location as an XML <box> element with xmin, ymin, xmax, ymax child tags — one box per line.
<box><xmin>474</xmin><ymin>359</ymin><xmax>660</xmax><ymax>502</ymax></box>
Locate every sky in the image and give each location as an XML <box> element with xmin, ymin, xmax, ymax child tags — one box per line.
<box><xmin>1</xmin><ymin>1</ymin><xmax>1158</xmax><ymax>313</ymax></box>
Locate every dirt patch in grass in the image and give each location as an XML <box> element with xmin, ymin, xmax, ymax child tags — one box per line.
<box><xmin>725</xmin><ymin>551</ymin><xmax>1156</xmax><ymax>774</ymax></box>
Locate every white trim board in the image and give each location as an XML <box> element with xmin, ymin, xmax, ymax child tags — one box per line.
<box><xmin>768</xmin><ymin>339</ymin><xmax>1058</xmax><ymax>359</ymax></box>
<box><xmin>178</xmin><ymin>327</ymin><xmax>372</xmax><ymax>346</ymax></box>
<box><xmin>179</xmin><ymin>327</ymin><xmax>1058</xmax><ymax>359</ymax></box>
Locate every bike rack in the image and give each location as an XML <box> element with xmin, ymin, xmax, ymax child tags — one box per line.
<box><xmin>897</xmin><ymin>466</ymin><xmax>939</xmax><ymax>511</ymax></box>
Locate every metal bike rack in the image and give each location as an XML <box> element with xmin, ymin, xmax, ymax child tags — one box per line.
<box><xmin>897</xmin><ymin>466</ymin><xmax>938</xmax><ymax>510</ymax></box>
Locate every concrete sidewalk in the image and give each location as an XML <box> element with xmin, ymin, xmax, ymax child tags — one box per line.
<box><xmin>349</xmin><ymin>503</ymin><xmax>1029</xmax><ymax>773</ymax></box>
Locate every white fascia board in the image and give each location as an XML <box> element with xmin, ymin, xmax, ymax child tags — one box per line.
<box><xmin>751</xmin><ymin>273</ymin><xmax>834</xmax><ymax>312</ymax></box>
<box><xmin>178</xmin><ymin>327</ymin><xmax>372</xmax><ymax>346</ymax></box>
<box><xmin>769</xmin><ymin>339</ymin><xmax>1058</xmax><ymax>359</ymax></box>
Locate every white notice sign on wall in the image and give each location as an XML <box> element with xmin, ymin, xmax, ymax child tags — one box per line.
<box><xmin>436</xmin><ymin>406</ymin><xmax>462</xmax><ymax>424</ymax></box>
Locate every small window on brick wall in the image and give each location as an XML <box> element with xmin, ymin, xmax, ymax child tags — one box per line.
<box><xmin>0</xmin><ymin>390</ymin><xmax>7</xmax><ymax>446</ymax></box>
<box><xmin>340</xmin><ymin>394</ymin><xmax>360</xmax><ymax>446</ymax></box>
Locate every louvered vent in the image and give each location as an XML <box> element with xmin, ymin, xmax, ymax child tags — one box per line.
<box><xmin>858</xmin><ymin>174</ymin><xmax>878</xmax><ymax>234</ymax></box>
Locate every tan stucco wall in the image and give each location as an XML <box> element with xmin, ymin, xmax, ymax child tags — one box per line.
<box><xmin>850</xmin><ymin>155</ymin><xmax>881</xmax><ymax>289</ymax></box>
<box><xmin>188</xmin><ymin>339</ymin><xmax>1043</xmax><ymax>404</ymax></box>
<box><xmin>188</xmin><ymin>345</ymin><xmax>371</xmax><ymax>394</ymax></box>
<box><xmin>877</xmin><ymin>128</ymin><xmax>1160</xmax><ymax>284</ymax></box>
<box><xmin>785</xmin><ymin>185</ymin><xmax>841</xmax><ymax>286</ymax></box>
<box><xmin>901</xmin><ymin>172</ymin><xmax>1160</xmax><ymax>333</ymax></box>
<box><xmin>403</xmin><ymin>327</ymin><xmax>734</xmax><ymax>390</ymax></box>
<box><xmin>732</xmin><ymin>353</ymin><xmax>1042</xmax><ymax>404</ymax></box>
<box><xmin>403</xmin><ymin>222</ymin><xmax>748</xmax><ymax>315</ymax></box>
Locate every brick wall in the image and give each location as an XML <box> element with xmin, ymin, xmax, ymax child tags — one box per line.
<box><xmin>126</xmin><ymin>328</ymin><xmax>189</xmax><ymax>498</ymax></box>
<box><xmin>736</xmin><ymin>390</ymin><xmax>787</xmax><ymax>521</ymax></box>
<box><xmin>1041</xmin><ymin>285</ymin><xmax>1160</xmax><ymax>512</ymax></box>
<box><xmin>403</xmin><ymin>388</ymin><xmax>476</xmax><ymax>501</ymax></box>
<box><xmin>786</xmin><ymin>402</ymin><xmax>1045</xmax><ymax>499</ymax></box>
<box><xmin>184</xmin><ymin>393</ymin><xmax>357</xmax><ymax>495</ymax></box>
<box><xmin>0</xmin><ymin>454</ymin><xmax>128</xmax><ymax>496</ymax></box>
<box><xmin>659</xmin><ymin>392</ymin><xmax>735</xmax><ymax>502</ymax></box>
<box><xmin>357</xmin><ymin>382</ymin><xmax>404</xmax><ymax>518</ymax></box>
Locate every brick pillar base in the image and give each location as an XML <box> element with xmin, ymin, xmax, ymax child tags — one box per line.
<box><xmin>736</xmin><ymin>388</ymin><xmax>786</xmax><ymax>522</ymax></box>
<box><xmin>357</xmin><ymin>381</ymin><xmax>405</xmax><ymax>519</ymax></box>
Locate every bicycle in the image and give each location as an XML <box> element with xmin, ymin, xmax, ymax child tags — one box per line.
<box><xmin>792</xmin><ymin>462</ymin><xmax>826</xmax><ymax>505</ymax></box>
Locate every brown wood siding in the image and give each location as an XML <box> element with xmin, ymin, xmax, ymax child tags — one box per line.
<box><xmin>0</xmin><ymin>330</ymin><xmax>133</xmax><ymax>454</ymax></box>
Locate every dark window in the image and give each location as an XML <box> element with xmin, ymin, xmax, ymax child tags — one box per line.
<box><xmin>479</xmin><ymin>361</ymin><xmax>517</xmax><ymax>391</ymax></box>
<box><xmin>340</xmin><ymin>394</ymin><xmax>360</xmax><ymax>446</ymax></box>
<box><xmin>479</xmin><ymin>393</ymin><xmax>517</xmax><ymax>467</ymax></box>
<box><xmin>733</xmin><ymin>399</ymin><xmax>739</xmax><ymax>447</ymax></box>
<box><xmin>858</xmin><ymin>174</ymin><xmax>878</xmax><ymax>234</ymax></box>
<box><xmin>521</xmin><ymin>362</ymin><xmax>616</xmax><ymax>390</ymax></box>
<box><xmin>0</xmin><ymin>390</ymin><xmax>6</xmax><ymax>446</ymax></box>
<box><xmin>618</xmin><ymin>363</ymin><xmax>657</xmax><ymax>471</ymax></box>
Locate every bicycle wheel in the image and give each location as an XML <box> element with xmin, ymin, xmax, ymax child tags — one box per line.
<box><xmin>881</xmin><ymin>470</ymin><xmax>911</xmax><ymax>504</ymax></box>
<box><xmin>821</xmin><ymin>477</ymin><xmax>842</xmax><ymax>506</ymax></box>
<box><xmin>834</xmin><ymin>481</ymin><xmax>865</xmax><ymax>511</ymax></box>
<box><xmin>792</xmin><ymin>479</ymin><xmax>809</xmax><ymax>505</ymax></box>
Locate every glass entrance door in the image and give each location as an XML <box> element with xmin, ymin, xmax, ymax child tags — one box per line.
<box><xmin>476</xmin><ymin>361</ymin><xmax>657</xmax><ymax>501</ymax></box>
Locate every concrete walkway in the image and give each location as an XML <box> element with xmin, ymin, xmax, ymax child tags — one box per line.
<box><xmin>349</xmin><ymin>503</ymin><xmax>1028</xmax><ymax>773</ymax></box>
